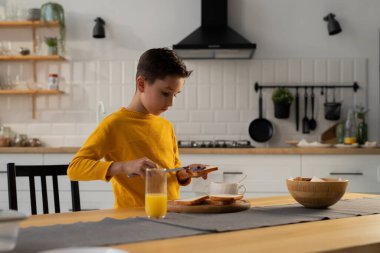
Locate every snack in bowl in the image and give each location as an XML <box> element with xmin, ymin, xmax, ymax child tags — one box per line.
<box><xmin>286</xmin><ymin>177</ymin><xmax>348</xmax><ymax>208</ymax></box>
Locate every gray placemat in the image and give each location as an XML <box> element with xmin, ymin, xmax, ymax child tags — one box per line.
<box><xmin>147</xmin><ymin>197</ymin><xmax>380</xmax><ymax>232</ymax></box>
<box><xmin>7</xmin><ymin>197</ymin><xmax>380</xmax><ymax>253</ymax></box>
<box><xmin>8</xmin><ymin>217</ymin><xmax>207</xmax><ymax>253</ymax></box>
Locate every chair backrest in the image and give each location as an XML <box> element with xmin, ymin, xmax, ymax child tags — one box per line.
<box><xmin>7</xmin><ymin>163</ymin><xmax>81</xmax><ymax>215</ymax></box>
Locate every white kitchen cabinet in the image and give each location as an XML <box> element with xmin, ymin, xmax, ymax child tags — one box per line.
<box><xmin>0</xmin><ymin>154</ymin><xmax>44</xmax><ymax>212</ymax></box>
<box><xmin>301</xmin><ymin>155</ymin><xmax>380</xmax><ymax>193</ymax></box>
<box><xmin>180</xmin><ymin>154</ymin><xmax>301</xmax><ymax>198</ymax></box>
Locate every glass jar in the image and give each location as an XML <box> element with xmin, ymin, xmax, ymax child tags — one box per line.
<box><xmin>344</xmin><ymin>109</ymin><xmax>357</xmax><ymax>144</ymax></box>
<box><xmin>0</xmin><ymin>126</ymin><xmax>11</xmax><ymax>147</ymax></box>
<box><xmin>48</xmin><ymin>73</ymin><xmax>59</xmax><ymax>90</ymax></box>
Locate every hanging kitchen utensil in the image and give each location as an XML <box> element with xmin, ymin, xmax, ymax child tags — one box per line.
<box><xmin>309</xmin><ymin>87</ymin><xmax>317</xmax><ymax>130</ymax></box>
<box><xmin>249</xmin><ymin>88</ymin><xmax>273</xmax><ymax>142</ymax></box>
<box><xmin>324</xmin><ymin>87</ymin><xmax>341</xmax><ymax>121</ymax></box>
<box><xmin>295</xmin><ymin>87</ymin><xmax>299</xmax><ymax>131</ymax></box>
<box><xmin>302</xmin><ymin>87</ymin><xmax>310</xmax><ymax>134</ymax></box>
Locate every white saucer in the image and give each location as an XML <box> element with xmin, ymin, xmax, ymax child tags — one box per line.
<box><xmin>38</xmin><ymin>247</ymin><xmax>128</xmax><ymax>253</ymax></box>
<box><xmin>297</xmin><ymin>143</ymin><xmax>332</xmax><ymax>148</ymax></box>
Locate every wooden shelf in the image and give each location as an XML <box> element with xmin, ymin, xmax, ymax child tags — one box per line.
<box><xmin>0</xmin><ymin>55</ymin><xmax>65</xmax><ymax>61</ymax></box>
<box><xmin>0</xmin><ymin>89</ymin><xmax>64</xmax><ymax>118</ymax></box>
<box><xmin>0</xmin><ymin>89</ymin><xmax>64</xmax><ymax>95</ymax></box>
<box><xmin>0</xmin><ymin>20</ymin><xmax>59</xmax><ymax>28</ymax></box>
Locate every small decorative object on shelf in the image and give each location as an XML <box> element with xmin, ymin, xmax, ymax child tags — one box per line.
<box><xmin>48</xmin><ymin>73</ymin><xmax>59</xmax><ymax>90</ymax></box>
<box><xmin>27</xmin><ymin>8</ymin><xmax>41</xmax><ymax>21</ymax></box>
<box><xmin>45</xmin><ymin>37</ymin><xmax>58</xmax><ymax>55</ymax></box>
<box><xmin>272</xmin><ymin>87</ymin><xmax>294</xmax><ymax>119</ymax></box>
<box><xmin>40</xmin><ymin>2</ymin><xmax>65</xmax><ymax>53</ymax></box>
<box><xmin>19</xmin><ymin>47</ymin><xmax>30</xmax><ymax>55</ymax></box>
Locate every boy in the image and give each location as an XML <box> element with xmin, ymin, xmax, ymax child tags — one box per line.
<box><xmin>68</xmin><ymin>48</ymin><xmax>206</xmax><ymax>208</ymax></box>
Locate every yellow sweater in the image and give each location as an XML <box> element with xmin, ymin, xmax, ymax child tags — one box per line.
<box><xmin>67</xmin><ymin>108</ymin><xmax>182</xmax><ymax>208</ymax></box>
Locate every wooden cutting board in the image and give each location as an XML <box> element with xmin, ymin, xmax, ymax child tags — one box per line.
<box><xmin>168</xmin><ymin>199</ymin><xmax>251</xmax><ymax>213</ymax></box>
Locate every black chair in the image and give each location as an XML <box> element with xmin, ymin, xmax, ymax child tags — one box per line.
<box><xmin>7</xmin><ymin>163</ymin><xmax>81</xmax><ymax>215</ymax></box>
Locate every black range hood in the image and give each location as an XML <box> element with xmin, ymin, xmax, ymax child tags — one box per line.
<box><xmin>173</xmin><ymin>0</ymin><xmax>256</xmax><ymax>59</ymax></box>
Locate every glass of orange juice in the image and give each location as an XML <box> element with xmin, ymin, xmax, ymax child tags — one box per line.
<box><xmin>145</xmin><ymin>168</ymin><xmax>167</xmax><ymax>219</ymax></box>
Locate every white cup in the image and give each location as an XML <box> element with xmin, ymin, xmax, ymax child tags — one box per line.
<box><xmin>209</xmin><ymin>182</ymin><xmax>246</xmax><ymax>195</ymax></box>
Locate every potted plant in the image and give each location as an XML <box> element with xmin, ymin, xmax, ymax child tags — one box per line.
<box><xmin>40</xmin><ymin>2</ymin><xmax>65</xmax><ymax>54</ymax></box>
<box><xmin>272</xmin><ymin>87</ymin><xmax>294</xmax><ymax>119</ymax></box>
<box><xmin>45</xmin><ymin>37</ymin><xmax>58</xmax><ymax>55</ymax></box>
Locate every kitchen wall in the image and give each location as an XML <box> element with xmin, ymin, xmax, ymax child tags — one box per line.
<box><xmin>0</xmin><ymin>0</ymin><xmax>378</xmax><ymax>147</ymax></box>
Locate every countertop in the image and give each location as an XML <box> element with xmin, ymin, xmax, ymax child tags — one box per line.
<box><xmin>21</xmin><ymin>193</ymin><xmax>380</xmax><ymax>253</ymax></box>
<box><xmin>1</xmin><ymin>146</ymin><xmax>380</xmax><ymax>154</ymax></box>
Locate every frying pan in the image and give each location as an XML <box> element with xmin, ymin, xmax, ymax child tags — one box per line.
<box><xmin>249</xmin><ymin>88</ymin><xmax>273</xmax><ymax>142</ymax></box>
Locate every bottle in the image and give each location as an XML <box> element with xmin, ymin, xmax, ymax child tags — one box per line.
<box><xmin>344</xmin><ymin>109</ymin><xmax>357</xmax><ymax>145</ymax></box>
<box><xmin>356</xmin><ymin>116</ymin><xmax>368</xmax><ymax>145</ymax></box>
<box><xmin>335</xmin><ymin>121</ymin><xmax>345</xmax><ymax>144</ymax></box>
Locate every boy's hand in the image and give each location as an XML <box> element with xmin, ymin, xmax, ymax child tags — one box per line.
<box><xmin>177</xmin><ymin>164</ymin><xmax>209</xmax><ymax>182</ymax></box>
<box><xmin>107</xmin><ymin>157</ymin><xmax>158</xmax><ymax>177</ymax></box>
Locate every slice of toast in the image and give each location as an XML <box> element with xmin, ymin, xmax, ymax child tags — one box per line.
<box><xmin>171</xmin><ymin>195</ymin><xmax>209</xmax><ymax>206</ymax></box>
<box><xmin>191</xmin><ymin>166</ymin><xmax>218</xmax><ymax>177</ymax></box>
<box><xmin>209</xmin><ymin>194</ymin><xmax>244</xmax><ymax>202</ymax></box>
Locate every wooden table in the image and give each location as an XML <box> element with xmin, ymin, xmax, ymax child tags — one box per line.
<box><xmin>21</xmin><ymin>193</ymin><xmax>380</xmax><ymax>253</ymax></box>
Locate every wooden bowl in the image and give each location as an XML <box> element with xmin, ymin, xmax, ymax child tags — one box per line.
<box><xmin>286</xmin><ymin>177</ymin><xmax>348</xmax><ymax>208</ymax></box>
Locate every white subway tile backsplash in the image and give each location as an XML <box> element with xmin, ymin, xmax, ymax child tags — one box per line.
<box><xmin>190</xmin><ymin>111</ymin><xmax>214</xmax><ymax>122</ymax></box>
<box><xmin>215</xmin><ymin>111</ymin><xmax>239</xmax><ymax>122</ymax></box>
<box><xmin>341</xmin><ymin>59</ymin><xmax>354</xmax><ymax>83</ymax></box>
<box><xmin>202</xmin><ymin>123</ymin><xmax>226</xmax><ymax>134</ymax></box>
<box><xmin>223</xmin><ymin>85</ymin><xmax>236</xmax><ymax>109</ymax></box>
<box><xmin>27</xmin><ymin>123</ymin><xmax>52</xmax><ymax>136</ymax></box>
<box><xmin>110</xmin><ymin>61</ymin><xmax>123</xmax><ymax>85</ymax></box>
<box><xmin>185</xmin><ymin>85</ymin><xmax>198</xmax><ymax>109</ymax></box>
<box><xmin>223</xmin><ymin>61</ymin><xmax>237</xmax><ymax>84</ymax></box>
<box><xmin>52</xmin><ymin>124</ymin><xmax>76</xmax><ymax>135</ymax></box>
<box><xmin>48</xmin><ymin>96</ymin><xmax>59</xmax><ymax>109</ymax></box>
<box><xmin>165</xmin><ymin>110</ymin><xmax>189</xmax><ymax>122</ymax></box>
<box><xmin>0</xmin><ymin>58</ymin><xmax>368</xmax><ymax>147</ymax></box>
<box><xmin>288</xmin><ymin>59</ymin><xmax>301</xmax><ymax>83</ymax></box>
<box><xmin>197</xmin><ymin>61</ymin><xmax>211</xmax><ymax>85</ymax></box>
<box><xmin>98</xmin><ymin>61</ymin><xmax>110</xmax><ymax>84</ymax></box>
<box><xmin>123</xmin><ymin>61</ymin><xmax>136</xmax><ymax>85</ymax></box>
<box><xmin>327</xmin><ymin>59</ymin><xmax>340</xmax><ymax>83</ymax></box>
<box><xmin>236</xmin><ymin>62</ymin><xmax>249</xmax><ymax>84</ymax></box>
<box><xmin>210</xmin><ymin>62</ymin><xmax>223</xmax><ymax>85</ymax></box>
<box><xmin>301</xmin><ymin>59</ymin><xmax>314</xmax><ymax>83</ymax></box>
<box><xmin>40</xmin><ymin>136</ymin><xmax>64</xmax><ymax>147</ymax></box>
<box><xmin>198</xmin><ymin>85</ymin><xmax>210</xmax><ymax>109</ymax></box>
<box><xmin>84</xmin><ymin>61</ymin><xmax>97</xmax><ymax>84</ymax></box>
<box><xmin>64</xmin><ymin>136</ymin><xmax>87</xmax><ymax>147</ymax></box>
<box><xmin>275</xmin><ymin>60</ymin><xmax>288</xmax><ymax>83</ymax></box>
<box><xmin>76</xmin><ymin>123</ymin><xmax>97</xmax><ymax>135</ymax></box>
<box><xmin>237</xmin><ymin>84</ymin><xmax>249</xmax><ymax>109</ymax></box>
<box><xmin>314</xmin><ymin>59</ymin><xmax>327</xmax><ymax>83</ymax></box>
<box><xmin>72</xmin><ymin>62</ymin><xmax>84</xmax><ymax>84</ymax></box>
<box><xmin>176</xmin><ymin>123</ymin><xmax>202</xmax><ymax>134</ymax></box>
<box><xmin>211</xmin><ymin>85</ymin><xmax>223</xmax><ymax>109</ymax></box>
<box><xmin>250</xmin><ymin>60</ymin><xmax>262</xmax><ymax>84</ymax></box>
<box><xmin>262</xmin><ymin>60</ymin><xmax>275</xmax><ymax>84</ymax></box>
<box><xmin>227</xmin><ymin>123</ymin><xmax>246</xmax><ymax>135</ymax></box>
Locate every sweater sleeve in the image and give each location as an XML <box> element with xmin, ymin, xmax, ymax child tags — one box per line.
<box><xmin>68</xmin><ymin>119</ymin><xmax>114</xmax><ymax>182</ymax></box>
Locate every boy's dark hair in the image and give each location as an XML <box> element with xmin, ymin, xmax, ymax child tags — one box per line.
<box><xmin>136</xmin><ymin>48</ymin><xmax>192</xmax><ymax>84</ymax></box>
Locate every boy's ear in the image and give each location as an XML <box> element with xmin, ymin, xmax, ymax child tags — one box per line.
<box><xmin>136</xmin><ymin>76</ymin><xmax>146</xmax><ymax>92</ymax></box>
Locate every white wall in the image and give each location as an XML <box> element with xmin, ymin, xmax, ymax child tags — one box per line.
<box><xmin>0</xmin><ymin>0</ymin><xmax>378</xmax><ymax>146</ymax></box>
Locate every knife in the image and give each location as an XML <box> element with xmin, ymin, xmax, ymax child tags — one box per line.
<box><xmin>128</xmin><ymin>167</ymin><xmax>186</xmax><ymax>178</ymax></box>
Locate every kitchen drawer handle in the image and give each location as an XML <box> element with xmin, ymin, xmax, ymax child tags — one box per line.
<box><xmin>329</xmin><ymin>172</ymin><xmax>363</xmax><ymax>176</ymax></box>
<box><xmin>223</xmin><ymin>172</ymin><xmax>244</xmax><ymax>175</ymax></box>
<box><xmin>0</xmin><ymin>171</ymin><xmax>6</xmax><ymax>174</ymax></box>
